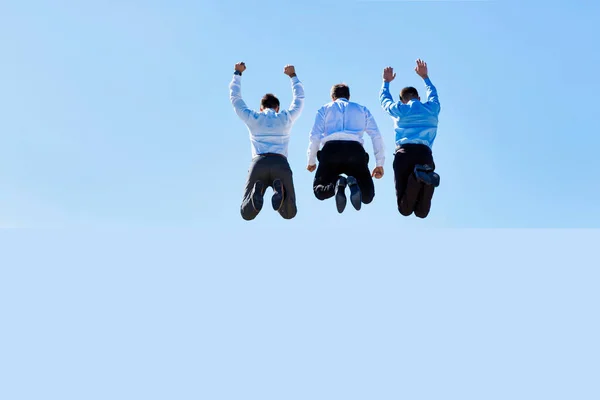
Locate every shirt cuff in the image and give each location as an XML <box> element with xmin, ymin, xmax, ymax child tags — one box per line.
<box><xmin>376</xmin><ymin>158</ymin><xmax>385</xmax><ymax>167</ymax></box>
<box><xmin>290</xmin><ymin>76</ymin><xmax>300</xmax><ymax>84</ymax></box>
<box><xmin>423</xmin><ymin>77</ymin><xmax>432</xmax><ymax>85</ymax></box>
<box><xmin>308</xmin><ymin>153</ymin><xmax>317</xmax><ymax>166</ymax></box>
<box><xmin>382</xmin><ymin>81</ymin><xmax>390</xmax><ymax>88</ymax></box>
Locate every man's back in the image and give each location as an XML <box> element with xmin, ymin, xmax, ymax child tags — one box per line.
<box><xmin>318</xmin><ymin>99</ymin><xmax>372</xmax><ymax>136</ymax></box>
<box><xmin>393</xmin><ymin>97</ymin><xmax>439</xmax><ymax>147</ymax></box>
<box><xmin>229</xmin><ymin>73</ymin><xmax>304</xmax><ymax>158</ymax></box>
<box><xmin>308</xmin><ymin>97</ymin><xmax>385</xmax><ymax>168</ymax></box>
<box><xmin>380</xmin><ymin>76</ymin><xmax>440</xmax><ymax>148</ymax></box>
<box><xmin>243</xmin><ymin>109</ymin><xmax>298</xmax><ymax>156</ymax></box>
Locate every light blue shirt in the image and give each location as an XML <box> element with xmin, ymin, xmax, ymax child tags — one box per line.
<box><xmin>229</xmin><ymin>74</ymin><xmax>305</xmax><ymax>158</ymax></box>
<box><xmin>379</xmin><ymin>77</ymin><xmax>440</xmax><ymax>150</ymax></box>
<box><xmin>307</xmin><ymin>99</ymin><xmax>385</xmax><ymax>167</ymax></box>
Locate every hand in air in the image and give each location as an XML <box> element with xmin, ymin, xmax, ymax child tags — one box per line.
<box><xmin>372</xmin><ymin>166</ymin><xmax>384</xmax><ymax>179</ymax></box>
<box><xmin>235</xmin><ymin>61</ymin><xmax>246</xmax><ymax>73</ymax></box>
<box><xmin>383</xmin><ymin>67</ymin><xmax>396</xmax><ymax>82</ymax></box>
<box><xmin>415</xmin><ymin>59</ymin><xmax>428</xmax><ymax>79</ymax></box>
<box><xmin>283</xmin><ymin>65</ymin><xmax>296</xmax><ymax>77</ymax></box>
<box><xmin>307</xmin><ymin>164</ymin><xmax>316</xmax><ymax>172</ymax></box>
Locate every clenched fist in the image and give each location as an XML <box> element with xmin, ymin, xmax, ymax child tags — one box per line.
<box><xmin>235</xmin><ymin>61</ymin><xmax>246</xmax><ymax>73</ymax></box>
<box><xmin>284</xmin><ymin>64</ymin><xmax>297</xmax><ymax>77</ymax></box>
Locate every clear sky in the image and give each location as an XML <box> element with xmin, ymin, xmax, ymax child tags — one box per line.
<box><xmin>1</xmin><ymin>1</ymin><xmax>600</xmax><ymax>399</ymax></box>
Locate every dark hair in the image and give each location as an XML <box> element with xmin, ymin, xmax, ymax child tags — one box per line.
<box><xmin>400</xmin><ymin>87</ymin><xmax>419</xmax><ymax>102</ymax></box>
<box><xmin>261</xmin><ymin>93</ymin><xmax>280</xmax><ymax>110</ymax></box>
<box><xmin>331</xmin><ymin>84</ymin><xmax>350</xmax><ymax>100</ymax></box>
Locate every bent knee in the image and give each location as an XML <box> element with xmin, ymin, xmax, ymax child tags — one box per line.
<box><xmin>398</xmin><ymin>207</ymin><xmax>413</xmax><ymax>216</ymax></box>
<box><xmin>241</xmin><ymin>210</ymin><xmax>257</xmax><ymax>221</ymax></box>
<box><xmin>414</xmin><ymin>210</ymin><xmax>430</xmax><ymax>219</ymax></box>
<box><xmin>282</xmin><ymin>210</ymin><xmax>297</xmax><ymax>220</ymax></box>
<box><xmin>313</xmin><ymin>190</ymin><xmax>332</xmax><ymax>201</ymax></box>
<box><xmin>362</xmin><ymin>194</ymin><xmax>374</xmax><ymax>204</ymax></box>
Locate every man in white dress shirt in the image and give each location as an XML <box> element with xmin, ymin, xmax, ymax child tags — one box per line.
<box><xmin>229</xmin><ymin>62</ymin><xmax>305</xmax><ymax>221</ymax></box>
<box><xmin>307</xmin><ymin>83</ymin><xmax>385</xmax><ymax>213</ymax></box>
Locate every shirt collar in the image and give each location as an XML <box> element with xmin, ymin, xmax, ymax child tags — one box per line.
<box><xmin>335</xmin><ymin>98</ymin><xmax>349</xmax><ymax>102</ymax></box>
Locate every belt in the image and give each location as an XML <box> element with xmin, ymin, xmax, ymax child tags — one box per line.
<box><xmin>258</xmin><ymin>152</ymin><xmax>286</xmax><ymax>158</ymax></box>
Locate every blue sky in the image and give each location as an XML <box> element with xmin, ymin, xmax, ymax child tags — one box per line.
<box><xmin>1</xmin><ymin>1</ymin><xmax>600</xmax><ymax>399</ymax></box>
<box><xmin>1</xmin><ymin>0</ymin><xmax>599</xmax><ymax>228</ymax></box>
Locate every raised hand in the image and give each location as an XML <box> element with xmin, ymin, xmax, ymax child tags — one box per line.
<box><xmin>415</xmin><ymin>59</ymin><xmax>428</xmax><ymax>79</ymax></box>
<box><xmin>235</xmin><ymin>61</ymin><xmax>247</xmax><ymax>73</ymax></box>
<box><xmin>383</xmin><ymin>67</ymin><xmax>396</xmax><ymax>82</ymax></box>
<box><xmin>283</xmin><ymin>64</ymin><xmax>297</xmax><ymax>77</ymax></box>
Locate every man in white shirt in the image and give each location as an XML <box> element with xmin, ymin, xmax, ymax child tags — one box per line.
<box><xmin>229</xmin><ymin>61</ymin><xmax>305</xmax><ymax>221</ymax></box>
<box><xmin>307</xmin><ymin>83</ymin><xmax>385</xmax><ymax>213</ymax></box>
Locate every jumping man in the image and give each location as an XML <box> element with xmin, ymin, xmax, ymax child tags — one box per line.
<box><xmin>380</xmin><ymin>59</ymin><xmax>441</xmax><ymax>218</ymax></box>
<box><xmin>307</xmin><ymin>83</ymin><xmax>385</xmax><ymax>213</ymax></box>
<box><xmin>229</xmin><ymin>62</ymin><xmax>305</xmax><ymax>220</ymax></box>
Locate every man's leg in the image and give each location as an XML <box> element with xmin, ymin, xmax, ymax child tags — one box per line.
<box><xmin>240</xmin><ymin>157</ymin><xmax>269</xmax><ymax>221</ymax></box>
<box><xmin>393</xmin><ymin>147</ymin><xmax>418</xmax><ymax>216</ymax></box>
<box><xmin>346</xmin><ymin>150</ymin><xmax>375</xmax><ymax>207</ymax></box>
<box><xmin>273</xmin><ymin>158</ymin><xmax>297</xmax><ymax>220</ymax></box>
<box><xmin>414</xmin><ymin>158</ymin><xmax>436</xmax><ymax>219</ymax></box>
<box><xmin>313</xmin><ymin>150</ymin><xmax>341</xmax><ymax>201</ymax></box>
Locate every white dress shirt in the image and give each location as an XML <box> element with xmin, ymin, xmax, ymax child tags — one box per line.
<box><xmin>307</xmin><ymin>98</ymin><xmax>385</xmax><ymax>167</ymax></box>
<box><xmin>229</xmin><ymin>74</ymin><xmax>305</xmax><ymax>158</ymax></box>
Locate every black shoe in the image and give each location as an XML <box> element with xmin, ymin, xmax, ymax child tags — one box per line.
<box><xmin>346</xmin><ymin>176</ymin><xmax>362</xmax><ymax>210</ymax></box>
<box><xmin>251</xmin><ymin>181</ymin><xmax>264</xmax><ymax>212</ymax></box>
<box><xmin>414</xmin><ymin>164</ymin><xmax>440</xmax><ymax>187</ymax></box>
<box><xmin>335</xmin><ymin>176</ymin><xmax>347</xmax><ymax>213</ymax></box>
<box><xmin>271</xmin><ymin>179</ymin><xmax>285</xmax><ymax>211</ymax></box>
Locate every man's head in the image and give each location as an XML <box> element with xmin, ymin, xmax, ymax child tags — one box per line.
<box><xmin>331</xmin><ymin>84</ymin><xmax>350</xmax><ymax>101</ymax></box>
<box><xmin>400</xmin><ymin>87</ymin><xmax>420</xmax><ymax>104</ymax></box>
<box><xmin>260</xmin><ymin>93</ymin><xmax>280</xmax><ymax>112</ymax></box>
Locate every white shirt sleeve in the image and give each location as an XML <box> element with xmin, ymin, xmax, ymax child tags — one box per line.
<box><xmin>364</xmin><ymin>108</ymin><xmax>385</xmax><ymax>167</ymax></box>
<box><xmin>229</xmin><ymin>74</ymin><xmax>258</xmax><ymax>123</ymax></box>
<box><xmin>307</xmin><ymin>108</ymin><xmax>325</xmax><ymax>166</ymax></box>
<box><xmin>287</xmin><ymin>76</ymin><xmax>305</xmax><ymax>122</ymax></box>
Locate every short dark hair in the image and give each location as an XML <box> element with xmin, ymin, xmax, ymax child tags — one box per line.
<box><xmin>400</xmin><ymin>87</ymin><xmax>419</xmax><ymax>102</ymax></box>
<box><xmin>261</xmin><ymin>93</ymin><xmax>280</xmax><ymax>110</ymax></box>
<box><xmin>331</xmin><ymin>84</ymin><xmax>350</xmax><ymax>100</ymax></box>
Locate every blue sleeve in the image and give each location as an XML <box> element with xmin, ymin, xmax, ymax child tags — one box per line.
<box><xmin>379</xmin><ymin>81</ymin><xmax>406</xmax><ymax>117</ymax></box>
<box><xmin>424</xmin><ymin>77</ymin><xmax>440</xmax><ymax>114</ymax></box>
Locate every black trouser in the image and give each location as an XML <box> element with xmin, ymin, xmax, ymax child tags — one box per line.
<box><xmin>313</xmin><ymin>140</ymin><xmax>375</xmax><ymax>204</ymax></box>
<box><xmin>241</xmin><ymin>154</ymin><xmax>297</xmax><ymax>220</ymax></box>
<box><xmin>393</xmin><ymin>144</ymin><xmax>436</xmax><ymax>218</ymax></box>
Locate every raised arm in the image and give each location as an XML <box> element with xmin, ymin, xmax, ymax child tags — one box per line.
<box><xmin>283</xmin><ymin>64</ymin><xmax>305</xmax><ymax>122</ymax></box>
<box><xmin>307</xmin><ymin>108</ymin><xmax>325</xmax><ymax>171</ymax></box>
<box><xmin>364</xmin><ymin>108</ymin><xmax>385</xmax><ymax>175</ymax></box>
<box><xmin>229</xmin><ymin>62</ymin><xmax>258</xmax><ymax>122</ymax></box>
<box><xmin>380</xmin><ymin>66</ymin><xmax>407</xmax><ymax>118</ymax></box>
<box><xmin>423</xmin><ymin>77</ymin><xmax>440</xmax><ymax>112</ymax></box>
<box><xmin>415</xmin><ymin>59</ymin><xmax>440</xmax><ymax>114</ymax></box>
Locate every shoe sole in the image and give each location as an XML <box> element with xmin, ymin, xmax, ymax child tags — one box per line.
<box><xmin>272</xmin><ymin>180</ymin><xmax>285</xmax><ymax>211</ymax></box>
<box><xmin>347</xmin><ymin>177</ymin><xmax>362</xmax><ymax>211</ymax></box>
<box><xmin>335</xmin><ymin>178</ymin><xmax>347</xmax><ymax>214</ymax></box>
<box><xmin>251</xmin><ymin>182</ymin><xmax>264</xmax><ymax>212</ymax></box>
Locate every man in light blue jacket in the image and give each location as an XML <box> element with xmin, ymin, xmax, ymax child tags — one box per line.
<box><xmin>229</xmin><ymin>62</ymin><xmax>304</xmax><ymax>221</ymax></box>
<box><xmin>380</xmin><ymin>59</ymin><xmax>441</xmax><ymax>218</ymax></box>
